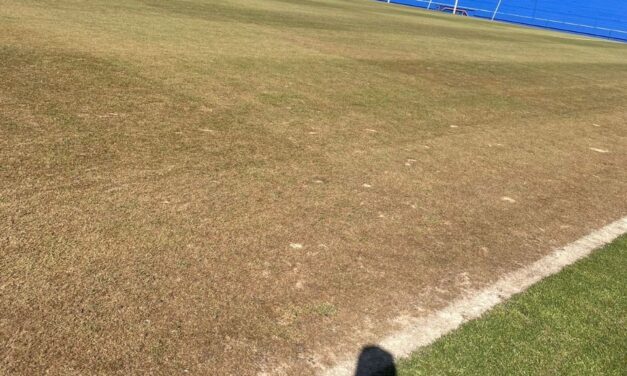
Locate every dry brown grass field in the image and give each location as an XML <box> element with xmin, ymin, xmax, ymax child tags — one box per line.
<box><xmin>1</xmin><ymin>0</ymin><xmax>626</xmax><ymax>374</ymax></box>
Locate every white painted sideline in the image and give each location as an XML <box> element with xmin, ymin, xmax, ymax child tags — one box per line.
<box><xmin>322</xmin><ymin>216</ymin><xmax>627</xmax><ymax>376</ymax></box>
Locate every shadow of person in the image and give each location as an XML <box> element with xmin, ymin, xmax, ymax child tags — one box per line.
<box><xmin>354</xmin><ymin>345</ymin><xmax>397</xmax><ymax>376</ymax></box>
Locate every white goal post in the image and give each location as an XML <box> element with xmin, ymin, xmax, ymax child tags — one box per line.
<box><xmin>383</xmin><ymin>1</ymin><xmax>505</xmax><ymax>21</ymax></box>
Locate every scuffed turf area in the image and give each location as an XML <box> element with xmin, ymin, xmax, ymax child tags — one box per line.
<box><xmin>399</xmin><ymin>235</ymin><xmax>627</xmax><ymax>376</ymax></box>
<box><xmin>1</xmin><ymin>1</ymin><xmax>626</xmax><ymax>374</ymax></box>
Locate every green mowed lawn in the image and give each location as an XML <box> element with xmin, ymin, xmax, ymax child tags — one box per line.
<box><xmin>1</xmin><ymin>0</ymin><xmax>626</xmax><ymax>374</ymax></box>
<box><xmin>399</xmin><ymin>235</ymin><xmax>627</xmax><ymax>375</ymax></box>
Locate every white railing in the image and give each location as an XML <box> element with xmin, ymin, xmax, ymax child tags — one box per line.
<box><xmin>384</xmin><ymin>0</ymin><xmax>627</xmax><ymax>37</ymax></box>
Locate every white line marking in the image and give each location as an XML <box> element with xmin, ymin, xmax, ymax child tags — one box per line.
<box><xmin>322</xmin><ymin>216</ymin><xmax>627</xmax><ymax>376</ymax></box>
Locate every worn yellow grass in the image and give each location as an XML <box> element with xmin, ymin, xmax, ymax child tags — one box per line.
<box><xmin>1</xmin><ymin>1</ymin><xmax>626</xmax><ymax>374</ymax></box>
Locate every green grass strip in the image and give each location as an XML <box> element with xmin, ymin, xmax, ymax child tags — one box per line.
<box><xmin>399</xmin><ymin>235</ymin><xmax>627</xmax><ymax>375</ymax></box>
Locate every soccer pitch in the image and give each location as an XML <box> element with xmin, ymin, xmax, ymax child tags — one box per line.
<box><xmin>1</xmin><ymin>0</ymin><xmax>626</xmax><ymax>374</ymax></box>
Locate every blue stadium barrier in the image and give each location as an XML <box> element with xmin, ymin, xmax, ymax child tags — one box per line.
<box><xmin>379</xmin><ymin>0</ymin><xmax>627</xmax><ymax>41</ymax></box>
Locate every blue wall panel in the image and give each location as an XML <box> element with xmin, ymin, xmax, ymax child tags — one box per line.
<box><xmin>383</xmin><ymin>0</ymin><xmax>627</xmax><ymax>41</ymax></box>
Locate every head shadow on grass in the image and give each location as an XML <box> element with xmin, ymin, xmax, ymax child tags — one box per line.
<box><xmin>354</xmin><ymin>345</ymin><xmax>397</xmax><ymax>376</ymax></box>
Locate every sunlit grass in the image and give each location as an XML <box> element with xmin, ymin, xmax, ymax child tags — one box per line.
<box><xmin>400</xmin><ymin>235</ymin><xmax>627</xmax><ymax>375</ymax></box>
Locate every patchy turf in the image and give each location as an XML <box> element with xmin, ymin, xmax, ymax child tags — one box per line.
<box><xmin>398</xmin><ymin>234</ymin><xmax>627</xmax><ymax>376</ymax></box>
<box><xmin>0</xmin><ymin>0</ymin><xmax>626</xmax><ymax>375</ymax></box>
